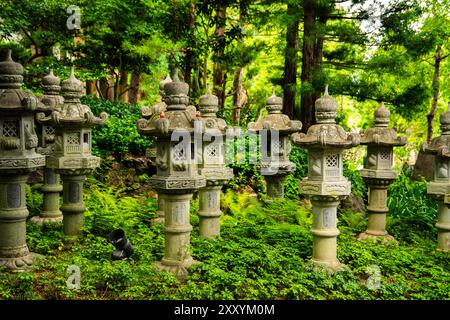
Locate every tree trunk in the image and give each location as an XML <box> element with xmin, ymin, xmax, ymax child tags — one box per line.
<box><xmin>282</xmin><ymin>4</ymin><xmax>300</xmax><ymax>119</ymax></box>
<box><xmin>427</xmin><ymin>45</ymin><xmax>442</xmax><ymax>143</ymax></box>
<box><xmin>85</xmin><ymin>80</ymin><xmax>98</xmax><ymax>97</ymax></box>
<box><xmin>118</xmin><ymin>69</ymin><xmax>128</xmax><ymax>102</ymax></box>
<box><xmin>213</xmin><ymin>2</ymin><xmax>227</xmax><ymax>109</ymax></box>
<box><xmin>313</xmin><ymin>13</ymin><xmax>328</xmax><ymax>102</ymax></box>
<box><xmin>100</xmin><ymin>73</ymin><xmax>115</xmax><ymax>101</ymax></box>
<box><xmin>128</xmin><ymin>72</ymin><xmax>141</xmax><ymax>104</ymax></box>
<box><xmin>233</xmin><ymin>67</ymin><xmax>244</xmax><ymax>125</ymax></box>
<box><xmin>300</xmin><ymin>0</ymin><xmax>316</xmax><ymax>133</ymax></box>
<box><xmin>184</xmin><ymin>0</ymin><xmax>196</xmax><ymax>93</ymax></box>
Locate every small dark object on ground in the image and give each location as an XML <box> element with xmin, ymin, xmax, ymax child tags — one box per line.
<box><xmin>107</xmin><ymin>229</ymin><xmax>133</xmax><ymax>260</ymax></box>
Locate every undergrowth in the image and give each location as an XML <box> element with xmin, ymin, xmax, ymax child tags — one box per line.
<box><xmin>1</xmin><ymin>171</ymin><xmax>447</xmax><ymax>300</ymax></box>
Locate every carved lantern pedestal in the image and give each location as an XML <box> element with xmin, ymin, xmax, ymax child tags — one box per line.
<box><xmin>357</xmin><ymin>103</ymin><xmax>406</xmax><ymax>242</ymax></box>
<box><xmin>141</xmin><ymin>75</ymin><xmax>171</xmax><ymax>225</ymax></box>
<box><xmin>292</xmin><ymin>86</ymin><xmax>359</xmax><ymax>270</ymax></box>
<box><xmin>423</xmin><ymin>104</ymin><xmax>450</xmax><ymax>251</ymax></box>
<box><xmin>137</xmin><ymin>71</ymin><xmax>205</xmax><ymax>277</ymax></box>
<box><xmin>0</xmin><ymin>50</ymin><xmax>47</xmax><ymax>271</ymax></box>
<box><xmin>31</xmin><ymin>71</ymin><xmax>64</xmax><ymax>225</ymax></box>
<box><xmin>37</xmin><ymin>68</ymin><xmax>107</xmax><ymax>238</ymax></box>
<box><xmin>248</xmin><ymin>90</ymin><xmax>302</xmax><ymax>199</ymax></box>
<box><xmin>197</xmin><ymin>86</ymin><xmax>233</xmax><ymax>237</ymax></box>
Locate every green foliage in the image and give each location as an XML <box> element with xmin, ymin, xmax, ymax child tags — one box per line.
<box><xmin>387</xmin><ymin>169</ymin><xmax>438</xmax><ymax>243</ymax></box>
<box><xmin>82</xmin><ymin>96</ymin><xmax>153</xmax><ymax>162</ymax></box>
<box><xmin>2</xmin><ymin>179</ymin><xmax>448</xmax><ymax>300</ymax></box>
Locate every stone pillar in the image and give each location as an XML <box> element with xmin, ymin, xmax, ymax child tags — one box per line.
<box><xmin>30</xmin><ymin>168</ymin><xmax>63</xmax><ymax>224</ymax></box>
<box><xmin>358</xmin><ymin>181</ymin><xmax>394</xmax><ymax>240</ymax></box>
<box><xmin>60</xmin><ymin>175</ymin><xmax>86</xmax><ymax>237</ymax></box>
<box><xmin>198</xmin><ymin>186</ymin><xmax>222</xmax><ymax>237</ymax></box>
<box><xmin>357</xmin><ymin>103</ymin><xmax>406</xmax><ymax>242</ymax></box>
<box><xmin>156</xmin><ymin>193</ymin><xmax>195</xmax><ymax>276</ymax></box>
<box><xmin>265</xmin><ymin>175</ymin><xmax>286</xmax><ymax>199</ymax></box>
<box><xmin>438</xmin><ymin>200</ymin><xmax>450</xmax><ymax>251</ymax></box>
<box><xmin>291</xmin><ymin>85</ymin><xmax>359</xmax><ymax>272</ymax></box>
<box><xmin>0</xmin><ymin>174</ymin><xmax>39</xmax><ymax>270</ymax></box>
<box><xmin>248</xmin><ymin>90</ymin><xmax>302</xmax><ymax>200</ymax></box>
<box><xmin>310</xmin><ymin>196</ymin><xmax>340</xmax><ymax>268</ymax></box>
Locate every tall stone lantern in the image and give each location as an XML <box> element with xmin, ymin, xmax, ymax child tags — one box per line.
<box><xmin>31</xmin><ymin>70</ymin><xmax>64</xmax><ymax>224</ymax></box>
<box><xmin>292</xmin><ymin>86</ymin><xmax>359</xmax><ymax>270</ymax></box>
<box><xmin>248</xmin><ymin>89</ymin><xmax>302</xmax><ymax>198</ymax></box>
<box><xmin>357</xmin><ymin>103</ymin><xmax>406</xmax><ymax>241</ymax></box>
<box><xmin>141</xmin><ymin>75</ymin><xmax>171</xmax><ymax>224</ymax></box>
<box><xmin>37</xmin><ymin>68</ymin><xmax>108</xmax><ymax>237</ymax></box>
<box><xmin>423</xmin><ymin>104</ymin><xmax>450</xmax><ymax>251</ymax></box>
<box><xmin>0</xmin><ymin>50</ymin><xmax>47</xmax><ymax>270</ymax></box>
<box><xmin>197</xmin><ymin>85</ymin><xmax>233</xmax><ymax>237</ymax></box>
<box><xmin>137</xmin><ymin>71</ymin><xmax>205</xmax><ymax>276</ymax></box>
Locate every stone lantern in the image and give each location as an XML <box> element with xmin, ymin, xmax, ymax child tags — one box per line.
<box><xmin>0</xmin><ymin>50</ymin><xmax>47</xmax><ymax>270</ymax></box>
<box><xmin>31</xmin><ymin>70</ymin><xmax>64</xmax><ymax>224</ymax></box>
<box><xmin>248</xmin><ymin>89</ymin><xmax>302</xmax><ymax>198</ymax></box>
<box><xmin>423</xmin><ymin>104</ymin><xmax>450</xmax><ymax>251</ymax></box>
<box><xmin>141</xmin><ymin>75</ymin><xmax>171</xmax><ymax>224</ymax></box>
<box><xmin>137</xmin><ymin>70</ymin><xmax>205</xmax><ymax>276</ymax></box>
<box><xmin>357</xmin><ymin>103</ymin><xmax>406</xmax><ymax>241</ymax></box>
<box><xmin>37</xmin><ymin>68</ymin><xmax>108</xmax><ymax>237</ymax></box>
<box><xmin>292</xmin><ymin>85</ymin><xmax>359</xmax><ymax>270</ymax></box>
<box><xmin>197</xmin><ymin>85</ymin><xmax>233</xmax><ymax>237</ymax></box>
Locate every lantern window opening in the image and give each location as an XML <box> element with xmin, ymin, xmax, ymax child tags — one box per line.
<box><xmin>44</xmin><ymin>126</ymin><xmax>55</xmax><ymax>135</ymax></box>
<box><xmin>2</xmin><ymin>120</ymin><xmax>19</xmax><ymax>137</ymax></box>
<box><xmin>326</xmin><ymin>154</ymin><xmax>339</xmax><ymax>168</ymax></box>
<box><xmin>173</xmin><ymin>144</ymin><xmax>187</xmax><ymax>161</ymax></box>
<box><xmin>67</xmin><ymin>133</ymin><xmax>80</xmax><ymax>145</ymax></box>
<box><xmin>206</xmin><ymin>144</ymin><xmax>219</xmax><ymax>158</ymax></box>
<box><xmin>380</xmin><ymin>150</ymin><xmax>391</xmax><ymax>161</ymax></box>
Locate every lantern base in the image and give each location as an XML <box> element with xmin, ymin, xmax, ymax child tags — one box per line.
<box><xmin>154</xmin><ymin>256</ymin><xmax>199</xmax><ymax>278</ymax></box>
<box><xmin>30</xmin><ymin>215</ymin><xmax>63</xmax><ymax>225</ymax></box>
<box><xmin>356</xmin><ymin>231</ymin><xmax>397</xmax><ymax>243</ymax></box>
<box><xmin>0</xmin><ymin>252</ymin><xmax>44</xmax><ymax>272</ymax></box>
<box><xmin>310</xmin><ymin>258</ymin><xmax>347</xmax><ymax>274</ymax></box>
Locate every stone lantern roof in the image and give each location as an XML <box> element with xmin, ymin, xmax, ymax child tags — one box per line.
<box><xmin>248</xmin><ymin>88</ymin><xmax>302</xmax><ymax>133</ymax></box>
<box><xmin>137</xmin><ymin>69</ymin><xmax>198</xmax><ymax>137</ymax></box>
<box><xmin>40</xmin><ymin>70</ymin><xmax>64</xmax><ymax>111</ymax></box>
<box><xmin>37</xmin><ymin>67</ymin><xmax>107</xmax><ymax>127</ymax></box>
<box><xmin>360</xmin><ymin>102</ymin><xmax>406</xmax><ymax>147</ymax></box>
<box><xmin>0</xmin><ymin>50</ymin><xmax>49</xmax><ymax>113</ymax></box>
<box><xmin>292</xmin><ymin>85</ymin><xmax>359</xmax><ymax>149</ymax></box>
<box><xmin>422</xmin><ymin>103</ymin><xmax>450</xmax><ymax>158</ymax></box>
<box><xmin>198</xmin><ymin>84</ymin><xmax>226</xmax><ymax>131</ymax></box>
<box><xmin>159</xmin><ymin>74</ymin><xmax>172</xmax><ymax>93</ymax></box>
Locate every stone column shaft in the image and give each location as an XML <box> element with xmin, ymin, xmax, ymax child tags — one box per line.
<box><xmin>31</xmin><ymin>168</ymin><xmax>63</xmax><ymax>224</ymax></box>
<box><xmin>157</xmin><ymin>193</ymin><xmax>195</xmax><ymax>276</ymax></box>
<box><xmin>265</xmin><ymin>175</ymin><xmax>286</xmax><ymax>199</ymax></box>
<box><xmin>310</xmin><ymin>197</ymin><xmax>341</xmax><ymax>269</ymax></box>
<box><xmin>198</xmin><ymin>186</ymin><xmax>222</xmax><ymax>237</ymax></box>
<box><xmin>437</xmin><ymin>201</ymin><xmax>450</xmax><ymax>251</ymax></box>
<box><xmin>60</xmin><ymin>175</ymin><xmax>86</xmax><ymax>237</ymax></box>
<box><xmin>0</xmin><ymin>174</ymin><xmax>36</xmax><ymax>270</ymax></box>
<box><xmin>366</xmin><ymin>185</ymin><xmax>389</xmax><ymax>235</ymax></box>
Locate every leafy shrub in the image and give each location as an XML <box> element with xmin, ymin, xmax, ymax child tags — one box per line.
<box><xmin>82</xmin><ymin>96</ymin><xmax>154</xmax><ymax>162</ymax></box>
<box><xmin>387</xmin><ymin>168</ymin><xmax>437</xmax><ymax>243</ymax></box>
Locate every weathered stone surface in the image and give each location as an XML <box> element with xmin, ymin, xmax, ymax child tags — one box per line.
<box><xmin>423</xmin><ymin>103</ymin><xmax>450</xmax><ymax>251</ymax></box>
<box><xmin>340</xmin><ymin>193</ymin><xmax>365</xmax><ymax>214</ymax></box>
<box><xmin>412</xmin><ymin>149</ymin><xmax>435</xmax><ymax>181</ymax></box>
<box><xmin>292</xmin><ymin>85</ymin><xmax>359</xmax><ymax>271</ymax></box>
<box><xmin>0</xmin><ymin>50</ymin><xmax>46</xmax><ymax>271</ymax></box>
<box><xmin>196</xmin><ymin>85</ymin><xmax>233</xmax><ymax>237</ymax></box>
<box><xmin>37</xmin><ymin>67</ymin><xmax>107</xmax><ymax>237</ymax></box>
<box><xmin>137</xmin><ymin>70</ymin><xmax>205</xmax><ymax>276</ymax></box>
<box><xmin>248</xmin><ymin>89</ymin><xmax>302</xmax><ymax>199</ymax></box>
<box><xmin>357</xmin><ymin>103</ymin><xmax>406</xmax><ymax>242</ymax></box>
